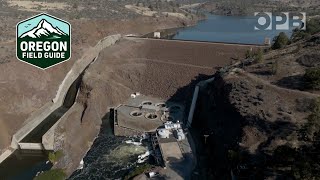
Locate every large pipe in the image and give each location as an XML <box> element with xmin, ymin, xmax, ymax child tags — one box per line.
<box><xmin>187</xmin><ymin>86</ymin><xmax>199</xmax><ymax>127</ymax></box>
<box><xmin>187</xmin><ymin>77</ymin><xmax>215</xmax><ymax>128</ymax></box>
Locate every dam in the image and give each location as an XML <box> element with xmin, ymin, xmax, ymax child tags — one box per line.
<box><xmin>1</xmin><ymin>33</ymin><xmax>261</xmax><ymax>179</ymax></box>
<box><xmin>0</xmin><ymin>34</ymin><xmax>122</xmax><ymax>171</ymax></box>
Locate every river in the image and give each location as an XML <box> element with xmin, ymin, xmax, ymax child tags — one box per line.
<box><xmin>68</xmin><ymin>112</ymin><xmax>148</xmax><ymax>180</ymax></box>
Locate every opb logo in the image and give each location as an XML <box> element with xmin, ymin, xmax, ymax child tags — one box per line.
<box><xmin>254</xmin><ymin>12</ymin><xmax>306</xmax><ymax>31</ymax></box>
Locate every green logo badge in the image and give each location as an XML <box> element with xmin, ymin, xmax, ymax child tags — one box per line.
<box><xmin>16</xmin><ymin>13</ymin><xmax>71</xmax><ymax>69</ymax></box>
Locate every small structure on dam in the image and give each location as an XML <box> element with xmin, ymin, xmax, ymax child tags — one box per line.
<box><xmin>114</xmin><ymin>93</ymin><xmax>194</xmax><ymax>177</ymax></box>
<box><xmin>113</xmin><ymin>94</ymin><xmax>184</xmax><ymax>136</ymax></box>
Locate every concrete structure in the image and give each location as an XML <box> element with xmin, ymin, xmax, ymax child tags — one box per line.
<box><xmin>158</xmin><ymin>135</ymin><xmax>186</xmax><ymax>165</ymax></box>
<box><xmin>158</xmin><ymin>129</ymin><xmax>170</xmax><ymax>139</ymax></box>
<box><xmin>0</xmin><ymin>35</ymin><xmax>122</xmax><ymax>164</ymax></box>
<box><xmin>114</xmin><ymin>93</ymin><xmax>194</xmax><ymax>178</ymax></box>
<box><xmin>187</xmin><ymin>77</ymin><xmax>215</xmax><ymax>127</ymax></box>
<box><xmin>174</xmin><ymin>129</ymin><xmax>186</xmax><ymax>141</ymax></box>
<box><xmin>125</xmin><ymin>36</ymin><xmax>270</xmax><ymax>47</ymax></box>
<box><xmin>11</xmin><ymin>34</ymin><xmax>121</xmax><ymax>149</ymax></box>
<box><xmin>154</xmin><ymin>32</ymin><xmax>161</xmax><ymax>38</ymax></box>
<box><xmin>160</xmin><ymin>141</ymin><xmax>183</xmax><ymax>164</ymax></box>
<box><xmin>264</xmin><ymin>37</ymin><xmax>271</xmax><ymax>46</ymax></box>
<box><xmin>114</xmin><ymin>95</ymin><xmax>184</xmax><ymax>136</ymax></box>
<box><xmin>0</xmin><ymin>149</ymin><xmax>14</xmax><ymax>164</ymax></box>
<box><xmin>18</xmin><ymin>143</ymin><xmax>43</xmax><ymax>150</ymax></box>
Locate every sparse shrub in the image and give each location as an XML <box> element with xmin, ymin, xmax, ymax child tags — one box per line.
<box><xmin>48</xmin><ymin>150</ymin><xmax>64</xmax><ymax>164</ymax></box>
<box><xmin>172</xmin><ymin>8</ymin><xmax>176</xmax><ymax>13</ymax></box>
<box><xmin>245</xmin><ymin>48</ymin><xmax>264</xmax><ymax>63</ymax></box>
<box><xmin>302</xmin><ymin>98</ymin><xmax>320</xmax><ymax>140</ymax></box>
<box><xmin>307</xmin><ymin>107</ymin><xmax>320</xmax><ymax>130</ymax></box>
<box><xmin>34</xmin><ymin>169</ymin><xmax>66</xmax><ymax>180</ymax></box>
<box><xmin>272</xmin><ymin>32</ymin><xmax>289</xmax><ymax>49</ymax></box>
<box><xmin>148</xmin><ymin>5</ymin><xmax>153</xmax><ymax>11</ymax></box>
<box><xmin>255</xmin><ymin>48</ymin><xmax>264</xmax><ymax>63</ymax></box>
<box><xmin>271</xmin><ymin>60</ymin><xmax>279</xmax><ymax>75</ymax></box>
<box><xmin>291</xmin><ymin>18</ymin><xmax>320</xmax><ymax>42</ymax></box>
<box><xmin>72</xmin><ymin>3</ymin><xmax>78</xmax><ymax>9</ymax></box>
<box><xmin>304</xmin><ymin>68</ymin><xmax>320</xmax><ymax>90</ymax></box>
<box><xmin>228</xmin><ymin>149</ymin><xmax>240</xmax><ymax>165</ymax></box>
<box><xmin>245</xmin><ymin>49</ymin><xmax>253</xmax><ymax>59</ymax></box>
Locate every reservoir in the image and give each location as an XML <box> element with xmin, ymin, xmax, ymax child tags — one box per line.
<box><xmin>172</xmin><ymin>14</ymin><xmax>293</xmax><ymax>45</ymax></box>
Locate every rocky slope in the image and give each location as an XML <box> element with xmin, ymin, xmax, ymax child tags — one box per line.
<box><xmin>192</xmin><ymin>34</ymin><xmax>320</xmax><ymax>179</ymax></box>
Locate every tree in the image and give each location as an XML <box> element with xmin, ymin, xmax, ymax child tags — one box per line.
<box><xmin>291</xmin><ymin>18</ymin><xmax>320</xmax><ymax>42</ymax></box>
<box><xmin>255</xmin><ymin>48</ymin><xmax>264</xmax><ymax>63</ymax></box>
<box><xmin>304</xmin><ymin>68</ymin><xmax>320</xmax><ymax>90</ymax></box>
<box><xmin>302</xmin><ymin>98</ymin><xmax>320</xmax><ymax>141</ymax></box>
<box><xmin>272</xmin><ymin>32</ymin><xmax>289</xmax><ymax>49</ymax></box>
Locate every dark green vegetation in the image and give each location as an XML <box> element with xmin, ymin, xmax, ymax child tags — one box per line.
<box><xmin>304</xmin><ymin>68</ymin><xmax>320</xmax><ymax>90</ymax></box>
<box><xmin>245</xmin><ymin>48</ymin><xmax>264</xmax><ymax>63</ymax></box>
<box><xmin>272</xmin><ymin>32</ymin><xmax>289</xmax><ymax>49</ymax></box>
<box><xmin>292</xmin><ymin>18</ymin><xmax>320</xmax><ymax>42</ymax></box>
<box><xmin>124</xmin><ymin>164</ymin><xmax>153</xmax><ymax>180</ymax></box>
<box><xmin>33</xmin><ymin>169</ymin><xmax>66</xmax><ymax>180</ymax></box>
<box><xmin>48</xmin><ymin>150</ymin><xmax>64</xmax><ymax>164</ymax></box>
<box><xmin>269</xmin><ymin>98</ymin><xmax>320</xmax><ymax>179</ymax></box>
<box><xmin>271</xmin><ymin>143</ymin><xmax>320</xmax><ymax>179</ymax></box>
<box><xmin>301</xmin><ymin>98</ymin><xmax>320</xmax><ymax>140</ymax></box>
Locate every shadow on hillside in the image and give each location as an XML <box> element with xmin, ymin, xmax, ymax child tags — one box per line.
<box><xmin>250</xmin><ymin>70</ymin><xmax>273</xmax><ymax>76</ymax></box>
<box><xmin>275</xmin><ymin>75</ymin><xmax>305</xmax><ymax>90</ymax></box>
<box><xmin>178</xmin><ymin>74</ymin><xmax>307</xmax><ymax>178</ymax></box>
<box><xmin>165</xmin><ymin>73</ymin><xmax>214</xmax><ymax>124</ymax></box>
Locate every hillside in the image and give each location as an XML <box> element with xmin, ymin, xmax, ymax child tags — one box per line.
<box><xmin>192</xmin><ymin>33</ymin><xmax>320</xmax><ymax>179</ymax></box>
<box><xmin>202</xmin><ymin>0</ymin><xmax>320</xmax><ymax>16</ymax></box>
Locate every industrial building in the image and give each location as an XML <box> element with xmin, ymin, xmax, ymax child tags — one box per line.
<box><xmin>113</xmin><ymin>93</ymin><xmax>193</xmax><ymax>169</ymax></box>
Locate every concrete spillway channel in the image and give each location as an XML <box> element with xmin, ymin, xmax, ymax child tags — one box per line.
<box><xmin>0</xmin><ymin>34</ymin><xmax>121</xmax><ymax>165</ymax></box>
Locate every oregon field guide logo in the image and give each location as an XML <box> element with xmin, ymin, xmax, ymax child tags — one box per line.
<box><xmin>16</xmin><ymin>13</ymin><xmax>71</xmax><ymax>69</ymax></box>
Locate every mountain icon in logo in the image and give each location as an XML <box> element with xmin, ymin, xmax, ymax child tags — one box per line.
<box><xmin>20</xmin><ymin>19</ymin><xmax>68</xmax><ymax>39</ymax></box>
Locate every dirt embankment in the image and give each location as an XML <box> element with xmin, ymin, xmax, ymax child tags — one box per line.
<box><xmin>51</xmin><ymin>38</ymin><xmax>253</xmax><ymax>175</ymax></box>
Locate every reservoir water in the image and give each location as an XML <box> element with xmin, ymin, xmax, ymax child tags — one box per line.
<box><xmin>173</xmin><ymin>14</ymin><xmax>294</xmax><ymax>45</ymax></box>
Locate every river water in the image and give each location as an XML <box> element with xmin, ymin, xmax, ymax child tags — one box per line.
<box><xmin>173</xmin><ymin>14</ymin><xmax>293</xmax><ymax>45</ymax></box>
<box><xmin>68</xmin><ymin>112</ymin><xmax>148</xmax><ymax>180</ymax></box>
